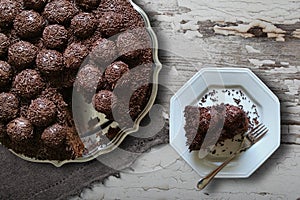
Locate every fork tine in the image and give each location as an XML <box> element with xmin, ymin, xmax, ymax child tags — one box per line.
<box><xmin>252</xmin><ymin>125</ymin><xmax>267</xmax><ymax>137</ymax></box>
<box><xmin>253</xmin><ymin>128</ymin><xmax>268</xmax><ymax>142</ymax></box>
<box><xmin>250</xmin><ymin>123</ymin><xmax>263</xmax><ymax>132</ymax></box>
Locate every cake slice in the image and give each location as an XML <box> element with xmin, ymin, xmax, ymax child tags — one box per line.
<box><xmin>184</xmin><ymin>103</ymin><xmax>249</xmax><ymax>152</ymax></box>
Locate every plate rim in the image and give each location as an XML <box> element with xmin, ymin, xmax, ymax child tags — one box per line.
<box><xmin>170</xmin><ymin>67</ymin><xmax>281</xmax><ymax>178</ymax></box>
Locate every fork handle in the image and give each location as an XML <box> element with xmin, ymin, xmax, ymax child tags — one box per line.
<box><xmin>197</xmin><ymin>152</ymin><xmax>237</xmax><ymax>190</ymax></box>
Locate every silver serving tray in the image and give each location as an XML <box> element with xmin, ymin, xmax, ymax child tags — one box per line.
<box><xmin>7</xmin><ymin>1</ymin><xmax>162</xmax><ymax>167</ymax></box>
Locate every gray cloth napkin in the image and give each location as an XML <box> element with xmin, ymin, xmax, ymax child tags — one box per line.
<box><xmin>0</xmin><ymin>120</ymin><xmax>169</xmax><ymax>200</ymax></box>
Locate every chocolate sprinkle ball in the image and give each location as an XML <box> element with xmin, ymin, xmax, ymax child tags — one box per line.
<box><xmin>0</xmin><ymin>61</ymin><xmax>13</xmax><ymax>88</ymax></box>
<box><xmin>116</xmin><ymin>30</ymin><xmax>146</xmax><ymax>60</ymax></box>
<box><xmin>0</xmin><ymin>0</ymin><xmax>22</xmax><ymax>27</ymax></box>
<box><xmin>75</xmin><ymin>0</ymin><xmax>100</xmax><ymax>11</ymax></box>
<box><xmin>8</xmin><ymin>41</ymin><xmax>38</xmax><ymax>70</ymax></box>
<box><xmin>36</xmin><ymin>49</ymin><xmax>64</xmax><ymax>74</ymax></box>
<box><xmin>0</xmin><ymin>33</ymin><xmax>10</xmax><ymax>58</ymax></box>
<box><xmin>93</xmin><ymin>90</ymin><xmax>116</xmax><ymax>119</ymax></box>
<box><xmin>24</xmin><ymin>0</ymin><xmax>47</xmax><ymax>11</ymax></box>
<box><xmin>6</xmin><ymin>117</ymin><xmax>33</xmax><ymax>143</ymax></box>
<box><xmin>13</xmin><ymin>69</ymin><xmax>45</xmax><ymax>99</ymax></box>
<box><xmin>27</xmin><ymin>97</ymin><xmax>57</xmax><ymax>127</ymax></box>
<box><xmin>0</xmin><ymin>92</ymin><xmax>19</xmax><ymax>121</ymax></box>
<box><xmin>44</xmin><ymin>0</ymin><xmax>78</xmax><ymax>25</ymax></box>
<box><xmin>104</xmin><ymin>61</ymin><xmax>129</xmax><ymax>88</ymax></box>
<box><xmin>63</xmin><ymin>42</ymin><xmax>89</xmax><ymax>69</ymax></box>
<box><xmin>71</xmin><ymin>13</ymin><xmax>96</xmax><ymax>38</ymax></box>
<box><xmin>90</xmin><ymin>38</ymin><xmax>117</xmax><ymax>64</ymax></box>
<box><xmin>43</xmin><ymin>25</ymin><xmax>68</xmax><ymax>49</ymax></box>
<box><xmin>75</xmin><ymin>64</ymin><xmax>102</xmax><ymax>94</ymax></box>
<box><xmin>41</xmin><ymin>123</ymin><xmax>66</xmax><ymax>147</ymax></box>
<box><xmin>14</xmin><ymin>10</ymin><xmax>45</xmax><ymax>39</ymax></box>
<box><xmin>98</xmin><ymin>12</ymin><xmax>124</xmax><ymax>37</ymax></box>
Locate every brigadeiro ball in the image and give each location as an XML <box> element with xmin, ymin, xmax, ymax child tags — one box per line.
<box><xmin>104</xmin><ymin>61</ymin><xmax>129</xmax><ymax>88</ymax></box>
<box><xmin>75</xmin><ymin>0</ymin><xmax>100</xmax><ymax>11</ymax></box>
<box><xmin>92</xmin><ymin>90</ymin><xmax>116</xmax><ymax>119</ymax></box>
<box><xmin>44</xmin><ymin>0</ymin><xmax>78</xmax><ymax>24</ymax></box>
<box><xmin>13</xmin><ymin>69</ymin><xmax>45</xmax><ymax>99</ymax></box>
<box><xmin>75</xmin><ymin>64</ymin><xmax>102</xmax><ymax>94</ymax></box>
<box><xmin>99</xmin><ymin>12</ymin><xmax>124</xmax><ymax>37</ymax></box>
<box><xmin>27</xmin><ymin>97</ymin><xmax>57</xmax><ymax>127</ymax></box>
<box><xmin>0</xmin><ymin>33</ymin><xmax>10</xmax><ymax>58</ymax></box>
<box><xmin>0</xmin><ymin>92</ymin><xmax>19</xmax><ymax>121</ymax></box>
<box><xmin>0</xmin><ymin>0</ymin><xmax>22</xmax><ymax>27</ymax></box>
<box><xmin>41</xmin><ymin>123</ymin><xmax>66</xmax><ymax>147</ymax></box>
<box><xmin>36</xmin><ymin>49</ymin><xmax>64</xmax><ymax>74</ymax></box>
<box><xmin>8</xmin><ymin>41</ymin><xmax>38</xmax><ymax>69</ymax></box>
<box><xmin>63</xmin><ymin>42</ymin><xmax>89</xmax><ymax>69</ymax></box>
<box><xmin>14</xmin><ymin>10</ymin><xmax>45</xmax><ymax>39</ymax></box>
<box><xmin>0</xmin><ymin>61</ymin><xmax>13</xmax><ymax>88</ymax></box>
<box><xmin>24</xmin><ymin>0</ymin><xmax>47</xmax><ymax>11</ymax></box>
<box><xmin>6</xmin><ymin>117</ymin><xmax>34</xmax><ymax>143</ymax></box>
<box><xmin>116</xmin><ymin>31</ymin><xmax>145</xmax><ymax>60</ymax></box>
<box><xmin>90</xmin><ymin>38</ymin><xmax>117</xmax><ymax>64</ymax></box>
<box><xmin>43</xmin><ymin>25</ymin><xmax>68</xmax><ymax>49</ymax></box>
<box><xmin>71</xmin><ymin>13</ymin><xmax>96</xmax><ymax>38</ymax></box>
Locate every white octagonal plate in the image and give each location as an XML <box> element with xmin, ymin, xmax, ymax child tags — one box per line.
<box><xmin>170</xmin><ymin>67</ymin><xmax>280</xmax><ymax>178</ymax></box>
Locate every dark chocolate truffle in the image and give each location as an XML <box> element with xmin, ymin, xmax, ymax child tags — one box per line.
<box><xmin>104</xmin><ymin>61</ymin><xmax>129</xmax><ymax>88</ymax></box>
<box><xmin>8</xmin><ymin>41</ymin><xmax>38</xmax><ymax>69</ymax></box>
<box><xmin>0</xmin><ymin>33</ymin><xmax>10</xmax><ymax>58</ymax></box>
<box><xmin>63</xmin><ymin>42</ymin><xmax>89</xmax><ymax>69</ymax></box>
<box><xmin>71</xmin><ymin>13</ymin><xmax>96</xmax><ymax>38</ymax></box>
<box><xmin>0</xmin><ymin>61</ymin><xmax>13</xmax><ymax>88</ymax></box>
<box><xmin>98</xmin><ymin>12</ymin><xmax>124</xmax><ymax>37</ymax></box>
<box><xmin>13</xmin><ymin>69</ymin><xmax>45</xmax><ymax>99</ymax></box>
<box><xmin>6</xmin><ymin>117</ymin><xmax>34</xmax><ymax>142</ymax></box>
<box><xmin>43</xmin><ymin>24</ymin><xmax>68</xmax><ymax>49</ymax></box>
<box><xmin>98</xmin><ymin>0</ymin><xmax>130</xmax><ymax>13</ymax></box>
<box><xmin>0</xmin><ymin>92</ymin><xmax>19</xmax><ymax>121</ymax></box>
<box><xmin>90</xmin><ymin>38</ymin><xmax>117</xmax><ymax>64</ymax></box>
<box><xmin>93</xmin><ymin>90</ymin><xmax>116</xmax><ymax>119</ymax></box>
<box><xmin>116</xmin><ymin>30</ymin><xmax>145</xmax><ymax>60</ymax></box>
<box><xmin>24</xmin><ymin>0</ymin><xmax>47</xmax><ymax>11</ymax></box>
<box><xmin>75</xmin><ymin>64</ymin><xmax>102</xmax><ymax>94</ymax></box>
<box><xmin>0</xmin><ymin>0</ymin><xmax>22</xmax><ymax>27</ymax></box>
<box><xmin>75</xmin><ymin>0</ymin><xmax>100</xmax><ymax>11</ymax></box>
<box><xmin>41</xmin><ymin>123</ymin><xmax>66</xmax><ymax>147</ymax></box>
<box><xmin>44</xmin><ymin>0</ymin><xmax>78</xmax><ymax>24</ymax></box>
<box><xmin>14</xmin><ymin>10</ymin><xmax>45</xmax><ymax>39</ymax></box>
<box><xmin>27</xmin><ymin>97</ymin><xmax>57</xmax><ymax>127</ymax></box>
<box><xmin>36</xmin><ymin>49</ymin><xmax>64</xmax><ymax>74</ymax></box>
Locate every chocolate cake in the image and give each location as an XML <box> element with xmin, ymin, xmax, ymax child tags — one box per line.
<box><xmin>184</xmin><ymin>104</ymin><xmax>249</xmax><ymax>151</ymax></box>
<box><xmin>0</xmin><ymin>0</ymin><xmax>154</xmax><ymax>161</ymax></box>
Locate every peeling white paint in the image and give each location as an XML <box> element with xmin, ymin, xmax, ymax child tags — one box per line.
<box><xmin>214</xmin><ymin>20</ymin><xmax>286</xmax><ymax>41</ymax></box>
<box><xmin>248</xmin><ymin>58</ymin><xmax>276</xmax><ymax>66</ymax></box>
<box><xmin>245</xmin><ymin>45</ymin><xmax>261</xmax><ymax>53</ymax></box>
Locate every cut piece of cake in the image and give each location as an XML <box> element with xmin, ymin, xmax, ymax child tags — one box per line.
<box><xmin>184</xmin><ymin>103</ymin><xmax>249</xmax><ymax>152</ymax></box>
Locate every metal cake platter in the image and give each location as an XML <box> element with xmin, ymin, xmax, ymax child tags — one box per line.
<box><xmin>8</xmin><ymin>1</ymin><xmax>162</xmax><ymax>167</ymax></box>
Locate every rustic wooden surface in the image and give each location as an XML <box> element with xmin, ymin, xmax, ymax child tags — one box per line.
<box><xmin>71</xmin><ymin>0</ymin><xmax>300</xmax><ymax>199</ymax></box>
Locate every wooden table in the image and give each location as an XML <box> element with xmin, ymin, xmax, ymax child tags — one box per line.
<box><xmin>72</xmin><ymin>0</ymin><xmax>300</xmax><ymax>199</ymax></box>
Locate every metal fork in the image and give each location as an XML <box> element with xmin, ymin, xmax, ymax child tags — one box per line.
<box><xmin>197</xmin><ymin>123</ymin><xmax>268</xmax><ymax>190</ymax></box>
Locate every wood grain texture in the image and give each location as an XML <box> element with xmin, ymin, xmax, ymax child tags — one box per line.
<box><xmin>73</xmin><ymin>0</ymin><xmax>300</xmax><ymax>199</ymax></box>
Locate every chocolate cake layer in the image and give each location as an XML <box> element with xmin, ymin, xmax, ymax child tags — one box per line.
<box><xmin>184</xmin><ymin>104</ymin><xmax>249</xmax><ymax>151</ymax></box>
